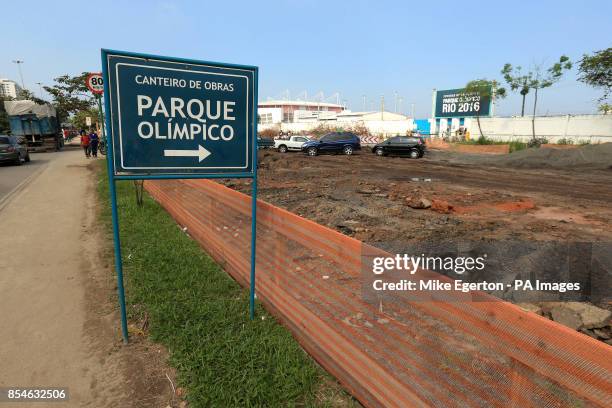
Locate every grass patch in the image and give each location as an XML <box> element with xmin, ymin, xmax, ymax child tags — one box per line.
<box><xmin>507</xmin><ymin>141</ymin><xmax>528</xmax><ymax>153</ymax></box>
<box><xmin>457</xmin><ymin>136</ymin><xmax>527</xmax><ymax>153</ymax></box>
<box><xmin>96</xmin><ymin>162</ymin><xmax>355</xmax><ymax>407</ymax></box>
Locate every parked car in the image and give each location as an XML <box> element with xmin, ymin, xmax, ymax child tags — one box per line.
<box><xmin>371</xmin><ymin>136</ymin><xmax>425</xmax><ymax>158</ymax></box>
<box><xmin>0</xmin><ymin>135</ymin><xmax>30</xmax><ymax>165</ymax></box>
<box><xmin>301</xmin><ymin>132</ymin><xmax>361</xmax><ymax>156</ymax></box>
<box><xmin>274</xmin><ymin>135</ymin><xmax>311</xmax><ymax>153</ymax></box>
<box><xmin>257</xmin><ymin>136</ymin><xmax>274</xmax><ymax>149</ymax></box>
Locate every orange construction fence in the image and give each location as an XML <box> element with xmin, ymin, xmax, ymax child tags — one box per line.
<box><xmin>145</xmin><ymin>179</ymin><xmax>612</xmax><ymax>408</ymax></box>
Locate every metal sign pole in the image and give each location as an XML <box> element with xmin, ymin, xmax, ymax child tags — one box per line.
<box><xmin>96</xmin><ymin>95</ymin><xmax>106</xmax><ymax>140</ymax></box>
<box><xmin>101</xmin><ymin>59</ymin><xmax>129</xmax><ymax>344</ymax></box>
<box><xmin>108</xmin><ymin>169</ymin><xmax>129</xmax><ymax>344</ymax></box>
<box><xmin>249</xmin><ymin>169</ymin><xmax>257</xmax><ymax>319</ymax></box>
<box><xmin>249</xmin><ymin>71</ymin><xmax>258</xmax><ymax>319</ymax></box>
<box><xmin>249</xmin><ymin>69</ymin><xmax>259</xmax><ymax>320</ymax></box>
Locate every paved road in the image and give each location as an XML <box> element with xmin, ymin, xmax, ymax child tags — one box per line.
<box><xmin>0</xmin><ymin>153</ymin><xmax>53</xmax><ymax>204</ymax></box>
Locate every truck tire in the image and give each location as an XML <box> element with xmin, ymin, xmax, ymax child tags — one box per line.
<box><xmin>409</xmin><ymin>148</ymin><xmax>420</xmax><ymax>159</ymax></box>
<box><xmin>278</xmin><ymin>145</ymin><xmax>288</xmax><ymax>153</ymax></box>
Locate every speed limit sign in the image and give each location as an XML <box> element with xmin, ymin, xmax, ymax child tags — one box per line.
<box><xmin>86</xmin><ymin>72</ymin><xmax>104</xmax><ymax>95</ymax></box>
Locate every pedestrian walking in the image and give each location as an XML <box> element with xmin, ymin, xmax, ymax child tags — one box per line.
<box><xmin>89</xmin><ymin>130</ymin><xmax>99</xmax><ymax>158</ymax></box>
<box><xmin>80</xmin><ymin>130</ymin><xmax>90</xmax><ymax>158</ymax></box>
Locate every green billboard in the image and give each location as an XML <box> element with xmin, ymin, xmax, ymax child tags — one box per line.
<box><xmin>434</xmin><ymin>88</ymin><xmax>491</xmax><ymax>118</ymax></box>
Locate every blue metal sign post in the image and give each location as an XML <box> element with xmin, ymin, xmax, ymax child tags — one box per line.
<box><xmin>101</xmin><ymin>49</ymin><xmax>258</xmax><ymax>343</ymax></box>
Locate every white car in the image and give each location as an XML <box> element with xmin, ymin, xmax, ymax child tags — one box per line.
<box><xmin>274</xmin><ymin>135</ymin><xmax>311</xmax><ymax>153</ymax></box>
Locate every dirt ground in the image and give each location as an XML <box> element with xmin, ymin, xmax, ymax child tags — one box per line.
<box><xmin>223</xmin><ymin>146</ymin><xmax>612</xmax><ymax>339</ymax></box>
<box><xmin>0</xmin><ymin>150</ymin><xmax>179</xmax><ymax>408</ymax></box>
<box><xmin>226</xmin><ymin>147</ymin><xmax>612</xmax><ymax>246</ymax></box>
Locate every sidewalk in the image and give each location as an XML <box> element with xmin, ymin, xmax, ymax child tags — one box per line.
<box><xmin>0</xmin><ymin>151</ymin><xmax>128</xmax><ymax>407</ymax></box>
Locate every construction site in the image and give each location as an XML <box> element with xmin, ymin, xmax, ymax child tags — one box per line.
<box><xmin>141</xmin><ymin>141</ymin><xmax>612</xmax><ymax>407</ymax></box>
<box><xmin>3</xmin><ymin>3</ymin><xmax>610</xmax><ymax>405</ymax></box>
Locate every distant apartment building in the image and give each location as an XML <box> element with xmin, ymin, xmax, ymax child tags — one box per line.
<box><xmin>0</xmin><ymin>78</ymin><xmax>22</xmax><ymax>98</ymax></box>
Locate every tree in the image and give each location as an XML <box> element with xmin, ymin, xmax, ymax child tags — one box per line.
<box><xmin>464</xmin><ymin>79</ymin><xmax>506</xmax><ymax>138</ymax></box>
<box><xmin>0</xmin><ymin>96</ymin><xmax>12</xmax><ymax>133</ymax></box>
<box><xmin>598</xmin><ymin>103</ymin><xmax>611</xmax><ymax>115</ymax></box>
<box><xmin>529</xmin><ymin>56</ymin><xmax>572</xmax><ymax>140</ymax></box>
<box><xmin>501</xmin><ymin>64</ymin><xmax>535</xmax><ymax>116</ymax></box>
<box><xmin>16</xmin><ymin>88</ymin><xmax>47</xmax><ymax>105</ymax></box>
<box><xmin>43</xmin><ymin>72</ymin><xmax>95</xmax><ymax>123</ymax></box>
<box><xmin>577</xmin><ymin>47</ymin><xmax>611</xmax><ymax>103</ymax></box>
<box><xmin>71</xmin><ymin>107</ymin><xmax>100</xmax><ymax>131</ymax></box>
<box><xmin>501</xmin><ymin>56</ymin><xmax>571</xmax><ymax>139</ymax></box>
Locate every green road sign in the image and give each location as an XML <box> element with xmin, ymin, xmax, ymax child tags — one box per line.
<box><xmin>103</xmin><ymin>50</ymin><xmax>257</xmax><ymax>176</ymax></box>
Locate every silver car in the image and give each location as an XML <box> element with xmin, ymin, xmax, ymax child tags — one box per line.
<box><xmin>0</xmin><ymin>135</ymin><xmax>30</xmax><ymax>165</ymax></box>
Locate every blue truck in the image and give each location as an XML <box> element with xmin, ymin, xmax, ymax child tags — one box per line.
<box><xmin>4</xmin><ymin>100</ymin><xmax>64</xmax><ymax>152</ymax></box>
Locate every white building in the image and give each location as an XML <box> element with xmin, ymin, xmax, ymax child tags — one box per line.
<box><xmin>258</xmin><ymin>99</ymin><xmax>414</xmax><ymax>137</ymax></box>
<box><xmin>258</xmin><ymin>100</ymin><xmax>345</xmax><ymax>126</ymax></box>
<box><xmin>0</xmin><ymin>78</ymin><xmax>21</xmax><ymax>99</ymax></box>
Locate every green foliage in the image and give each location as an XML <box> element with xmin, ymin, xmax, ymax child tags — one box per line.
<box><xmin>71</xmin><ymin>108</ymin><xmax>100</xmax><ymax>131</ymax></box>
<box><xmin>457</xmin><ymin>138</ymin><xmax>527</xmax><ymax>153</ymax></box>
<box><xmin>96</xmin><ymin>163</ymin><xmax>354</xmax><ymax>407</ymax></box>
<box><xmin>506</xmin><ymin>56</ymin><xmax>572</xmax><ymax>93</ymax></box>
<box><xmin>508</xmin><ymin>141</ymin><xmax>528</xmax><ymax>153</ymax></box>
<box><xmin>501</xmin><ymin>56</ymin><xmax>571</xmax><ymax>140</ymax></box>
<box><xmin>501</xmin><ymin>64</ymin><xmax>536</xmax><ymax>116</ymax></box>
<box><xmin>464</xmin><ymin>79</ymin><xmax>507</xmax><ymax>101</ymax></box>
<box><xmin>501</xmin><ymin>64</ymin><xmax>533</xmax><ymax>96</ymax></box>
<box><xmin>464</xmin><ymin>79</ymin><xmax>506</xmax><ymax>139</ymax></box>
<box><xmin>598</xmin><ymin>103</ymin><xmax>611</xmax><ymax>114</ymax></box>
<box><xmin>556</xmin><ymin>138</ymin><xmax>574</xmax><ymax>145</ymax></box>
<box><xmin>502</xmin><ymin>56</ymin><xmax>572</xmax><ymax>118</ymax></box>
<box><xmin>43</xmin><ymin>72</ymin><xmax>96</xmax><ymax>122</ymax></box>
<box><xmin>475</xmin><ymin>135</ymin><xmax>493</xmax><ymax>145</ymax></box>
<box><xmin>542</xmin><ymin>55</ymin><xmax>572</xmax><ymax>88</ymax></box>
<box><xmin>0</xmin><ymin>96</ymin><xmax>11</xmax><ymax>134</ymax></box>
<box><xmin>527</xmin><ymin>137</ymin><xmax>548</xmax><ymax>148</ymax></box>
<box><xmin>16</xmin><ymin>88</ymin><xmax>46</xmax><ymax>104</ymax></box>
<box><xmin>577</xmin><ymin>48</ymin><xmax>611</xmax><ymax>102</ymax></box>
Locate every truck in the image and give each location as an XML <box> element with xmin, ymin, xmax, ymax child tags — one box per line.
<box><xmin>274</xmin><ymin>135</ymin><xmax>311</xmax><ymax>153</ymax></box>
<box><xmin>257</xmin><ymin>136</ymin><xmax>275</xmax><ymax>149</ymax></box>
<box><xmin>4</xmin><ymin>100</ymin><xmax>64</xmax><ymax>152</ymax></box>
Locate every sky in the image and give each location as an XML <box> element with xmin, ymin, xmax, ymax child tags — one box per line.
<box><xmin>1</xmin><ymin>0</ymin><xmax>610</xmax><ymax>118</ymax></box>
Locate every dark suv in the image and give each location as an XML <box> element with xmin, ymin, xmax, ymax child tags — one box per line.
<box><xmin>301</xmin><ymin>132</ymin><xmax>361</xmax><ymax>156</ymax></box>
<box><xmin>371</xmin><ymin>136</ymin><xmax>425</xmax><ymax>158</ymax></box>
<box><xmin>0</xmin><ymin>135</ymin><xmax>30</xmax><ymax>165</ymax></box>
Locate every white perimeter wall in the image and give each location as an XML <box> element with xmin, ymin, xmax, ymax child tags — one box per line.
<box><xmin>436</xmin><ymin>114</ymin><xmax>612</xmax><ymax>143</ymax></box>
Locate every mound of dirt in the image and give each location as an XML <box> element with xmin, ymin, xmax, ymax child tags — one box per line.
<box><xmin>485</xmin><ymin>143</ymin><xmax>612</xmax><ymax>169</ymax></box>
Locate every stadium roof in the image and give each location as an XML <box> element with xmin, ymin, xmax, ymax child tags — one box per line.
<box><xmin>258</xmin><ymin>100</ymin><xmax>344</xmax><ymax>108</ymax></box>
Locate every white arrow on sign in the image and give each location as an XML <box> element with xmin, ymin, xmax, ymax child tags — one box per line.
<box><xmin>163</xmin><ymin>144</ymin><xmax>211</xmax><ymax>162</ymax></box>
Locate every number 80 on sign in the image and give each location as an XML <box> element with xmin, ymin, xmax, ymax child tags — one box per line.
<box><xmin>86</xmin><ymin>73</ymin><xmax>104</xmax><ymax>95</ymax></box>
